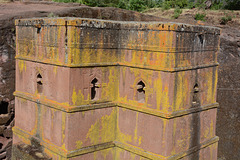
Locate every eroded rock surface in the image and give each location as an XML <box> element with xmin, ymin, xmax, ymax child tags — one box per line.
<box><xmin>216</xmin><ymin>27</ymin><xmax>240</xmax><ymax>160</ymax></box>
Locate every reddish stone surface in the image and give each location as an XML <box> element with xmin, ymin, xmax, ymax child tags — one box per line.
<box><xmin>12</xmin><ymin>17</ymin><xmax>220</xmax><ymax>160</ymax></box>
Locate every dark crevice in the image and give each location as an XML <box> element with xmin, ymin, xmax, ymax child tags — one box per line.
<box><xmin>198</xmin><ymin>34</ymin><xmax>204</xmax><ymax>45</ymax></box>
<box><xmin>37</xmin><ymin>28</ymin><xmax>41</xmax><ymax>34</ymax></box>
<box><xmin>190</xmin><ymin>112</ymin><xmax>200</xmax><ymax>160</ymax></box>
<box><xmin>0</xmin><ymin>101</ymin><xmax>8</xmax><ymax>114</ymax></box>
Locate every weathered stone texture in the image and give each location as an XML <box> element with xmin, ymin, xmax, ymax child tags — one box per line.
<box><xmin>13</xmin><ymin>18</ymin><xmax>220</xmax><ymax>160</ymax></box>
<box><xmin>216</xmin><ymin>28</ymin><xmax>240</xmax><ymax>160</ymax></box>
<box><xmin>0</xmin><ymin>20</ymin><xmax>15</xmax><ymax>160</ymax></box>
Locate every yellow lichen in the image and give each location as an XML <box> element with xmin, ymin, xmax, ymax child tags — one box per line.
<box><xmin>76</xmin><ymin>140</ymin><xmax>83</xmax><ymax>149</ymax></box>
<box><xmin>86</xmin><ymin>120</ymin><xmax>100</xmax><ymax>145</ymax></box>
<box><xmin>61</xmin><ymin>112</ymin><xmax>66</xmax><ymax>145</ymax></box>
<box><xmin>53</xmin><ymin>66</ymin><xmax>57</xmax><ymax>75</ymax></box>
<box><xmin>71</xmin><ymin>88</ymin><xmax>77</xmax><ymax>105</ymax></box>
<box><xmin>86</xmin><ymin>109</ymin><xmax>116</xmax><ymax>148</ymax></box>
<box><xmin>18</xmin><ymin>60</ymin><xmax>26</xmax><ymax>73</ymax></box>
<box><xmin>116</xmin><ymin>108</ymin><xmax>132</xmax><ymax>144</ymax></box>
<box><xmin>134</xmin><ymin>112</ymin><xmax>139</xmax><ymax>144</ymax></box>
<box><xmin>138</xmin><ymin>136</ymin><xmax>142</xmax><ymax>146</ymax></box>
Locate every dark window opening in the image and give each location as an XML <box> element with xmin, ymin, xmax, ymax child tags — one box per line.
<box><xmin>137</xmin><ymin>81</ymin><xmax>145</xmax><ymax>103</ymax></box>
<box><xmin>91</xmin><ymin>78</ymin><xmax>99</xmax><ymax>100</ymax></box>
<box><xmin>0</xmin><ymin>101</ymin><xmax>8</xmax><ymax>114</ymax></box>
<box><xmin>35</xmin><ymin>23</ymin><xmax>42</xmax><ymax>34</ymax></box>
<box><xmin>192</xmin><ymin>83</ymin><xmax>199</xmax><ymax>105</ymax></box>
<box><xmin>198</xmin><ymin>34</ymin><xmax>204</xmax><ymax>45</ymax></box>
<box><xmin>37</xmin><ymin>28</ymin><xmax>41</xmax><ymax>34</ymax></box>
<box><xmin>37</xmin><ymin>73</ymin><xmax>43</xmax><ymax>93</ymax></box>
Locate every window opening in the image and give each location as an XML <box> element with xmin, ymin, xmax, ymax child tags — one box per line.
<box><xmin>198</xmin><ymin>34</ymin><xmax>204</xmax><ymax>45</ymax></box>
<box><xmin>37</xmin><ymin>73</ymin><xmax>43</xmax><ymax>93</ymax></box>
<box><xmin>35</xmin><ymin>23</ymin><xmax>42</xmax><ymax>34</ymax></box>
<box><xmin>192</xmin><ymin>83</ymin><xmax>199</xmax><ymax>105</ymax></box>
<box><xmin>137</xmin><ymin>81</ymin><xmax>145</xmax><ymax>103</ymax></box>
<box><xmin>91</xmin><ymin>78</ymin><xmax>99</xmax><ymax>100</ymax></box>
<box><xmin>37</xmin><ymin>28</ymin><xmax>41</xmax><ymax>34</ymax></box>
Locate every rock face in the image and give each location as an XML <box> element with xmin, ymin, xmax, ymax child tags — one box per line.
<box><xmin>216</xmin><ymin>27</ymin><xmax>240</xmax><ymax>160</ymax></box>
<box><xmin>0</xmin><ymin>18</ymin><xmax>16</xmax><ymax>160</ymax></box>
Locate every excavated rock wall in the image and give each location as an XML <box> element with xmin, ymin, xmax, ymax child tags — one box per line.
<box><xmin>216</xmin><ymin>27</ymin><xmax>240</xmax><ymax>160</ymax></box>
<box><xmin>0</xmin><ymin>20</ymin><xmax>15</xmax><ymax>160</ymax></box>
